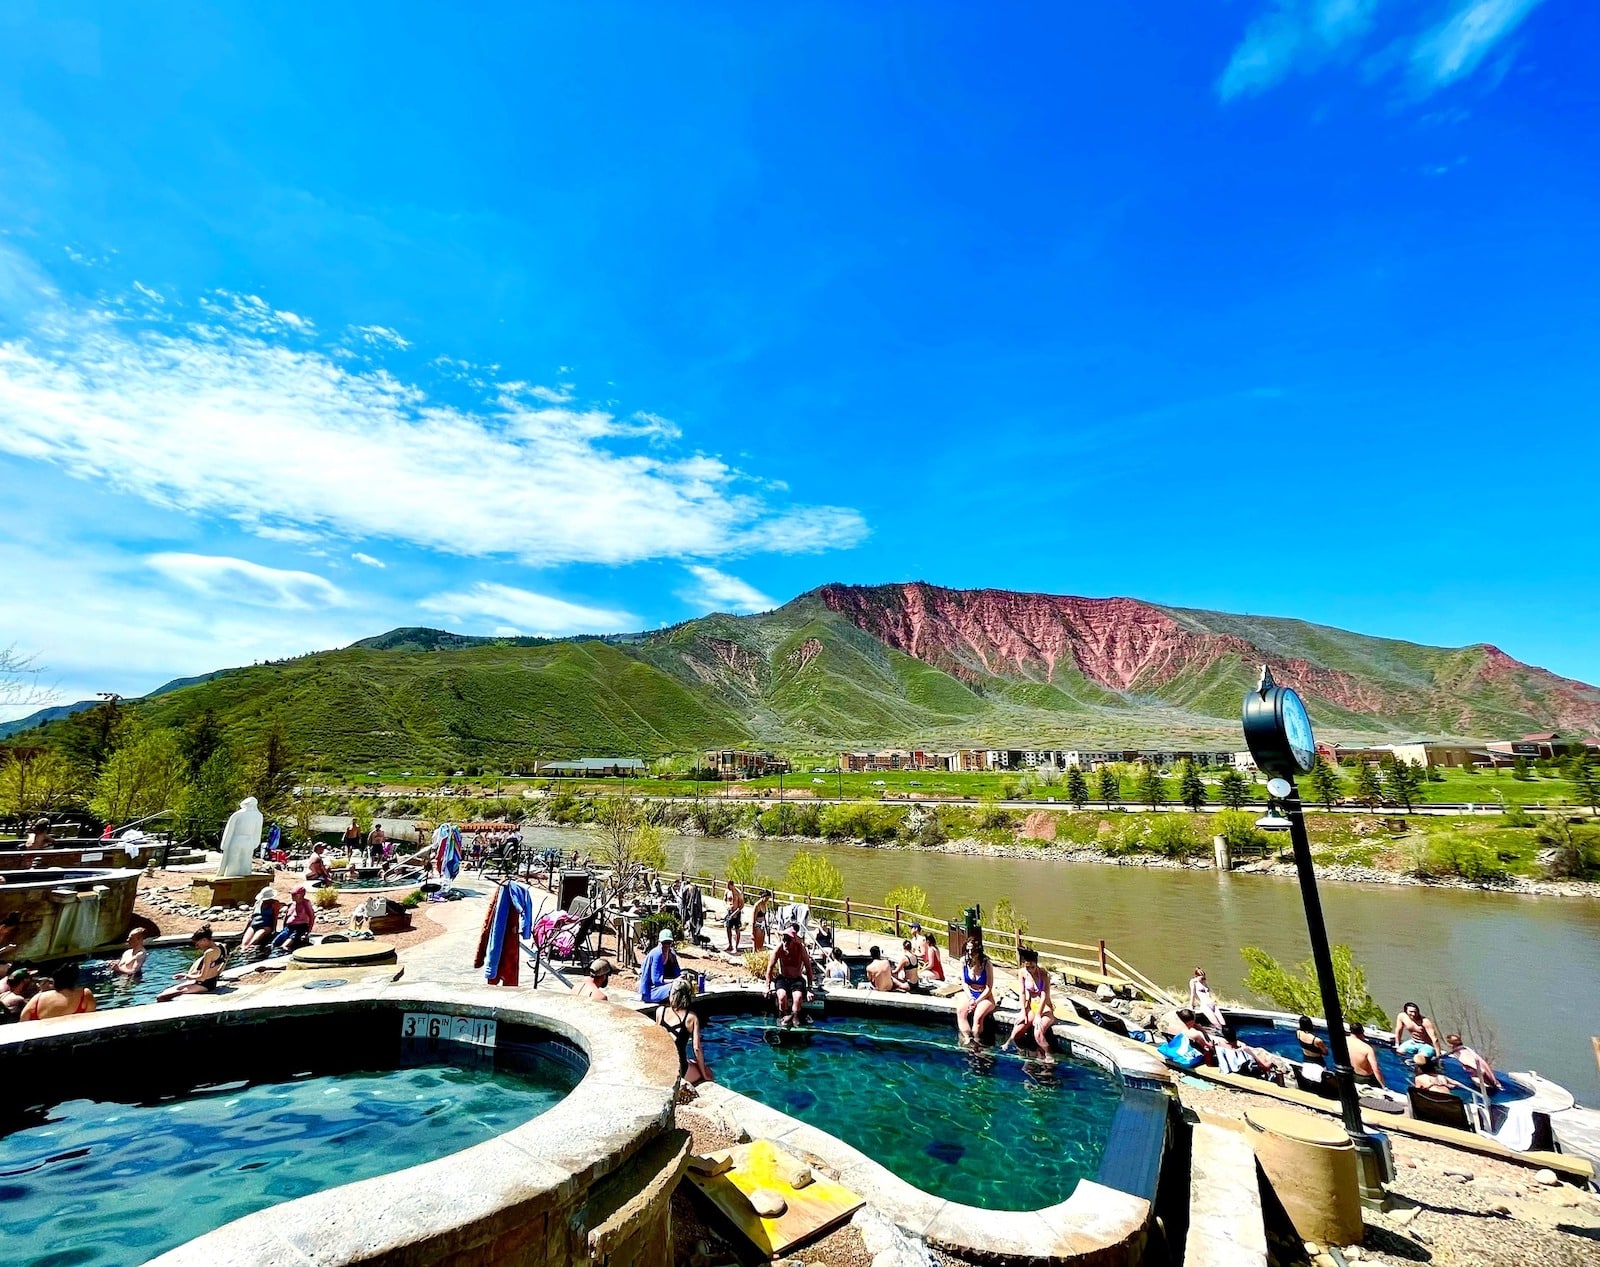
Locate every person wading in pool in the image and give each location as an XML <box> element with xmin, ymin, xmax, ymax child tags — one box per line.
<box><xmin>955</xmin><ymin>936</ymin><xmax>996</xmax><ymax>1046</ymax></box>
<box><xmin>657</xmin><ymin>975</ymin><xmax>713</xmax><ymax>1086</ymax></box>
<box><xmin>765</xmin><ymin>921</ymin><xmax>817</xmax><ymax>1028</ymax></box>
<box><xmin>19</xmin><ymin>961</ymin><xmax>95</xmax><ymax>1020</ymax></box>
<box><xmin>159</xmin><ymin>925</ymin><xmax>225</xmax><ymax>1000</ymax></box>
<box><xmin>112</xmin><ymin>928</ymin><xmax>148</xmax><ymax>979</ymax></box>
<box><xmin>1002</xmin><ymin>948</ymin><xmax>1056</xmax><ymax>1062</ymax></box>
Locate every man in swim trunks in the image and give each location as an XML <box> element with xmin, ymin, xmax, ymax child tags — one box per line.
<box><xmin>1347</xmin><ymin>1022</ymin><xmax>1386</xmax><ymax>1089</ymax></box>
<box><xmin>722</xmin><ymin>880</ymin><xmax>744</xmax><ymax>953</ymax></box>
<box><xmin>306</xmin><ymin>843</ymin><xmax>333</xmax><ymax>886</ymax></box>
<box><xmin>865</xmin><ymin>945</ymin><xmax>907</xmax><ymax>993</ymax></box>
<box><xmin>1393</xmin><ymin>1001</ymin><xmax>1443</xmax><ymax>1060</ymax></box>
<box><xmin>764</xmin><ymin>922</ymin><xmax>817</xmax><ymax>1027</ymax></box>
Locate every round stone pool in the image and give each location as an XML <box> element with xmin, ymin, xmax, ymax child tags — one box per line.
<box><xmin>704</xmin><ymin>1011</ymin><xmax>1122</xmax><ymax>1210</ymax></box>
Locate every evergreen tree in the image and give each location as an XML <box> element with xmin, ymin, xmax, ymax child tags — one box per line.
<box><xmin>180</xmin><ymin>709</ymin><xmax>225</xmax><ymax>779</ymax></box>
<box><xmin>1178</xmin><ymin>759</ymin><xmax>1207</xmax><ymax>811</ymax></box>
<box><xmin>1568</xmin><ymin>754</ymin><xmax>1600</xmax><ymax>814</ymax></box>
<box><xmin>244</xmin><ymin>721</ymin><xmax>296</xmax><ymax>817</ymax></box>
<box><xmin>1217</xmin><ymin>767</ymin><xmax>1249</xmax><ymax>809</ymax></box>
<box><xmin>1065</xmin><ymin>765</ymin><xmax>1090</xmax><ymax>810</ymax></box>
<box><xmin>1097</xmin><ymin>767</ymin><xmax>1120</xmax><ymax>808</ymax></box>
<box><xmin>1135</xmin><ymin>764</ymin><xmax>1167</xmax><ymax>808</ymax></box>
<box><xmin>1512</xmin><ymin>756</ymin><xmax>1532</xmax><ymax>781</ymax></box>
<box><xmin>1354</xmin><ymin>761</ymin><xmax>1384</xmax><ymax>808</ymax></box>
<box><xmin>1308</xmin><ymin>755</ymin><xmax>1343</xmax><ymax>810</ymax></box>
<box><xmin>1382</xmin><ymin>756</ymin><xmax>1423</xmax><ymax>812</ymax></box>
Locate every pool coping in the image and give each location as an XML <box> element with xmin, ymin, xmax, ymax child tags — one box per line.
<box><xmin>0</xmin><ymin>980</ymin><xmax>683</xmax><ymax>1266</ymax></box>
<box><xmin>690</xmin><ymin>986</ymin><xmax>1173</xmax><ymax>1266</ymax></box>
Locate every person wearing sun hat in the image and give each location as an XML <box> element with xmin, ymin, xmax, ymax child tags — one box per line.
<box><xmin>240</xmin><ymin>886</ymin><xmax>282</xmax><ymax>953</ymax></box>
<box><xmin>270</xmin><ymin>884</ymin><xmax>316</xmax><ymax>954</ymax></box>
<box><xmin>639</xmin><ymin>927</ymin><xmax>682</xmax><ymax>1004</ymax></box>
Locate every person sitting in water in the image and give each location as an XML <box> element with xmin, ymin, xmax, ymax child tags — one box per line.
<box><xmin>893</xmin><ymin>940</ymin><xmax>921</xmax><ymax>990</ymax></box>
<box><xmin>306</xmin><ymin>843</ymin><xmax>333</xmax><ymax>886</ymax></box>
<box><xmin>1347</xmin><ymin>1022</ymin><xmax>1386</xmax><ymax>1088</ymax></box>
<box><xmin>657</xmin><ymin>976</ymin><xmax>713</xmax><ymax>1086</ymax></box>
<box><xmin>1004</xmin><ymin>948</ymin><xmax>1056</xmax><ymax>1060</ymax></box>
<box><xmin>824</xmin><ymin>946</ymin><xmax>851</xmax><ymax>984</ymax></box>
<box><xmin>865</xmin><ymin>945</ymin><xmax>907</xmax><ymax>993</ymax></box>
<box><xmin>240</xmin><ymin>887</ymin><xmax>281</xmax><ymax>952</ymax></box>
<box><xmin>270</xmin><ymin>885</ymin><xmax>316</xmax><ymax>954</ymax></box>
<box><xmin>722</xmin><ymin>880</ymin><xmax>744</xmax><ymax>954</ymax></box>
<box><xmin>24</xmin><ymin>818</ymin><xmax>55</xmax><ymax>850</ymax></box>
<box><xmin>1172</xmin><ymin>1008</ymin><xmax>1216</xmax><ymax>1063</ymax></box>
<box><xmin>159</xmin><ymin>925</ymin><xmax>225</xmax><ymax>1000</ymax></box>
<box><xmin>1410</xmin><ymin>1052</ymin><xmax>1467</xmax><ymax>1096</ymax></box>
<box><xmin>765</xmin><ymin>922</ymin><xmax>817</xmax><ymax>1027</ymax></box>
<box><xmin>112</xmin><ymin>928</ymin><xmax>148</xmax><ymax>978</ymax></box>
<box><xmin>1</xmin><ymin>968</ymin><xmax>37</xmax><ymax>1021</ymax></box>
<box><xmin>1188</xmin><ymin>967</ymin><xmax>1226</xmax><ymax>1030</ymax></box>
<box><xmin>639</xmin><ymin>929</ymin><xmax>683</xmax><ymax>1005</ymax></box>
<box><xmin>1445</xmin><ymin>1033</ymin><xmax>1501</xmax><ymax>1093</ymax></box>
<box><xmin>919</xmin><ymin>930</ymin><xmax>945</xmax><ymax>981</ymax></box>
<box><xmin>1393</xmin><ymin>1002</ymin><xmax>1443</xmax><ymax>1060</ymax></box>
<box><xmin>1295</xmin><ymin>1014</ymin><xmax>1328</xmax><ymax>1061</ymax></box>
<box><xmin>955</xmin><ymin>939</ymin><xmax>996</xmax><ymax>1046</ymax></box>
<box><xmin>20</xmin><ymin>961</ymin><xmax>96</xmax><ymax>1020</ymax></box>
<box><xmin>575</xmin><ymin>958</ymin><xmax>614</xmax><ymax>1002</ymax></box>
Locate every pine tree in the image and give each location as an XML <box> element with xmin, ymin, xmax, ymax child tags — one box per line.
<box><xmin>1568</xmin><ymin>754</ymin><xmax>1600</xmax><ymax>814</ymax></box>
<box><xmin>1065</xmin><ymin>765</ymin><xmax>1090</xmax><ymax>809</ymax></box>
<box><xmin>1354</xmin><ymin>761</ymin><xmax>1384</xmax><ymax>808</ymax></box>
<box><xmin>1097</xmin><ymin>767</ymin><xmax>1120</xmax><ymax>807</ymax></box>
<box><xmin>1217</xmin><ymin>767</ymin><xmax>1249</xmax><ymax>809</ymax></box>
<box><xmin>1136</xmin><ymin>764</ymin><xmax>1167</xmax><ymax>808</ymax></box>
<box><xmin>1308</xmin><ymin>756</ymin><xmax>1343</xmax><ymax>810</ymax></box>
<box><xmin>1383</xmin><ymin>757</ymin><xmax>1422</xmax><ymax>813</ymax></box>
<box><xmin>1512</xmin><ymin>756</ymin><xmax>1532</xmax><ymax>781</ymax></box>
<box><xmin>1178</xmin><ymin>759</ymin><xmax>1207</xmax><ymax>811</ymax></box>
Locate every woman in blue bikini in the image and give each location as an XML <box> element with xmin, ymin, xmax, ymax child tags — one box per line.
<box><xmin>955</xmin><ymin>937</ymin><xmax>996</xmax><ymax>1046</ymax></box>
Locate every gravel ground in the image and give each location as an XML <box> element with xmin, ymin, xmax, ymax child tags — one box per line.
<box><xmin>1179</xmin><ymin>1080</ymin><xmax>1600</xmax><ymax>1267</ymax></box>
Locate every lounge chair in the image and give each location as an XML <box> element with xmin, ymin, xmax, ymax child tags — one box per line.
<box><xmin>1409</xmin><ymin>1086</ymin><xmax>1474</xmax><ymax>1131</ymax></box>
<box><xmin>1293</xmin><ymin>1062</ymin><xmax>1340</xmax><ymax>1101</ymax></box>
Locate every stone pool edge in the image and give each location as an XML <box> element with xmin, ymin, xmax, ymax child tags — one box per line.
<box><xmin>690</xmin><ymin>986</ymin><xmax>1174</xmax><ymax>1266</ymax></box>
<box><xmin>0</xmin><ymin>981</ymin><xmax>685</xmax><ymax>1267</ymax></box>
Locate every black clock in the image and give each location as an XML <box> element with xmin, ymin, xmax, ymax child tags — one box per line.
<box><xmin>1242</xmin><ymin>666</ymin><xmax>1317</xmax><ymax>779</ymax></box>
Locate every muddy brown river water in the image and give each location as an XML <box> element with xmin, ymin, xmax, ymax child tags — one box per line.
<box><xmin>518</xmin><ymin>825</ymin><xmax>1600</xmax><ymax>1099</ymax></box>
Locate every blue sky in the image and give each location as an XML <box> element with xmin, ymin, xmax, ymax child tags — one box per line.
<box><xmin>1</xmin><ymin>1</ymin><xmax>1597</xmax><ymax>713</ymax></box>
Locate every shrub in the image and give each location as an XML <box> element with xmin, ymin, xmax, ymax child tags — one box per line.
<box><xmin>992</xmin><ymin>896</ymin><xmax>1029</xmax><ymax>938</ymax></box>
<box><xmin>399</xmin><ymin>888</ymin><xmax>425</xmax><ymax>909</ymax></box>
<box><xmin>1102</xmin><ymin>819</ymin><xmax>1146</xmax><ymax>857</ymax></box>
<box><xmin>313</xmin><ymin>886</ymin><xmax>342</xmax><ymax>910</ymax></box>
<box><xmin>727</xmin><ymin>840</ymin><xmax>760</xmax><ymax>887</ymax></box>
<box><xmin>1214</xmin><ymin>809</ymin><xmax>1268</xmax><ymax>852</ymax></box>
<box><xmin>977</xmin><ymin>799</ymin><xmax>1016</xmax><ymax>831</ymax></box>
<box><xmin>742</xmin><ymin>950</ymin><xmax>770</xmax><ymax>979</ymax></box>
<box><xmin>785</xmin><ymin>850</ymin><xmax>844</xmax><ymax>901</ymax></box>
<box><xmin>634</xmin><ymin>911</ymin><xmax>682</xmax><ymax>946</ymax></box>
<box><xmin>1412</xmin><ymin>835</ymin><xmax>1510</xmax><ymax>883</ymax></box>
<box><xmin>1240</xmin><ymin>944</ymin><xmax>1387</xmax><ymax>1028</ymax></box>
<box><xmin>1147</xmin><ymin>814</ymin><xmax>1200</xmax><ymax>859</ymax></box>
<box><xmin>1501</xmin><ymin>803</ymin><xmax>1535</xmax><ymax>828</ymax></box>
<box><xmin>1540</xmin><ymin>818</ymin><xmax>1600</xmax><ymax>880</ymax></box>
<box><xmin>883</xmin><ymin>885</ymin><xmax>931</xmax><ymax>927</ymax></box>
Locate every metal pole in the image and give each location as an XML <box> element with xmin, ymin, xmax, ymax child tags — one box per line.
<box><xmin>1285</xmin><ymin>783</ymin><xmax>1387</xmax><ymax>1206</ymax></box>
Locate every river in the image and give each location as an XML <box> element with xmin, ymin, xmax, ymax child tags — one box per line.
<box><xmin>518</xmin><ymin>825</ymin><xmax>1600</xmax><ymax>1099</ymax></box>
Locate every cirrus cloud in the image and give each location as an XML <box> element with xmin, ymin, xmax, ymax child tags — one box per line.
<box><xmin>144</xmin><ymin>552</ymin><xmax>348</xmax><ymax>608</ymax></box>
<box><xmin>419</xmin><ymin>582</ymin><xmax>634</xmax><ymax>637</ymax></box>
<box><xmin>679</xmin><ymin>565</ymin><xmax>775</xmax><ymax>615</ymax></box>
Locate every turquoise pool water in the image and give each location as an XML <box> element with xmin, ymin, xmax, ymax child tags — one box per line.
<box><xmin>702</xmin><ymin>1012</ymin><xmax>1122</xmax><ymax>1210</ymax></box>
<box><xmin>0</xmin><ymin>1054</ymin><xmax>578</xmax><ymax>1265</ymax></box>
<box><xmin>80</xmin><ymin>946</ymin><xmax>193</xmax><ymax>1010</ymax></box>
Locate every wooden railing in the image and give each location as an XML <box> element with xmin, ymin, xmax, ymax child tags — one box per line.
<box><xmin>674</xmin><ymin>871</ymin><xmax>1177</xmax><ymax>1007</ymax></box>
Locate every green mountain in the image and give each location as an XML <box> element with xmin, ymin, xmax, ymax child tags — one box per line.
<box><xmin>11</xmin><ymin>583</ymin><xmax>1598</xmax><ymax>767</ymax></box>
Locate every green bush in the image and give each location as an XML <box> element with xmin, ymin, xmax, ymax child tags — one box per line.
<box><xmin>785</xmin><ymin>850</ymin><xmax>845</xmax><ymax>901</ymax></box>
<box><xmin>1214</xmin><ymin>809</ymin><xmax>1268</xmax><ymax>851</ymax></box>
<box><xmin>1241</xmin><ymin>944</ymin><xmax>1388</xmax><ymax>1028</ymax></box>
<box><xmin>1102</xmin><ymin>819</ymin><xmax>1146</xmax><ymax>857</ymax></box>
<box><xmin>399</xmin><ymin>888</ymin><xmax>425</xmax><ymax>909</ymax></box>
<box><xmin>1147</xmin><ymin>814</ymin><xmax>1200</xmax><ymax>859</ymax></box>
<box><xmin>883</xmin><ymin>885</ymin><xmax>931</xmax><ymax>927</ymax></box>
<box><xmin>727</xmin><ymin>840</ymin><xmax>760</xmax><ymax>887</ymax></box>
<box><xmin>1413</xmin><ymin>835</ymin><xmax>1510</xmax><ymax>883</ymax></box>
<box><xmin>313</xmin><ymin>885</ymin><xmax>342</xmax><ymax>910</ymax></box>
<box><xmin>634</xmin><ymin>911</ymin><xmax>682</xmax><ymax>946</ymax></box>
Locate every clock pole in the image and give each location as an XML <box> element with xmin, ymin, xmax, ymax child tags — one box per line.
<box><xmin>1243</xmin><ymin>667</ymin><xmax>1388</xmax><ymax>1208</ymax></box>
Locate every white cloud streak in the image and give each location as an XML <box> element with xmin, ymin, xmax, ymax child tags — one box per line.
<box><xmin>145</xmin><ymin>552</ymin><xmax>348</xmax><ymax>609</ymax></box>
<box><xmin>679</xmin><ymin>564</ymin><xmax>775</xmax><ymax>614</ymax></box>
<box><xmin>351</xmin><ymin>551</ymin><xmax>386</xmax><ymax>568</ymax></box>
<box><xmin>419</xmin><ymin>582</ymin><xmax>635</xmax><ymax>637</ymax></box>
<box><xmin>1410</xmin><ymin>0</ymin><xmax>1545</xmax><ymax>90</ymax></box>
<box><xmin>350</xmin><ymin>323</ymin><xmax>410</xmax><ymax>349</ymax></box>
<box><xmin>0</xmin><ymin>263</ymin><xmax>867</xmax><ymax>569</ymax></box>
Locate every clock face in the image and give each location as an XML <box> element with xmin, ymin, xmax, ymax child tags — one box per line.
<box><xmin>1280</xmin><ymin>688</ymin><xmax>1316</xmax><ymax>772</ymax></box>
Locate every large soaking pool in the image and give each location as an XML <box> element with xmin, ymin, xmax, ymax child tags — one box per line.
<box><xmin>0</xmin><ymin>1006</ymin><xmax>584</xmax><ymax>1266</ymax></box>
<box><xmin>702</xmin><ymin>1009</ymin><xmax>1139</xmax><ymax>1211</ymax></box>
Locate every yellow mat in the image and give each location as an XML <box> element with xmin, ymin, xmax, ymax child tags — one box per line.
<box><xmin>686</xmin><ymin>1140</ymin><xmax>864</xmax><ymax>1258</ymax></box>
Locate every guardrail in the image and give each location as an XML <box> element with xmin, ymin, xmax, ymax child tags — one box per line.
<box><xmin>674</xmin><ymin>871</ymin><xmax>1178</xmax><ymax>1007</ymax></box>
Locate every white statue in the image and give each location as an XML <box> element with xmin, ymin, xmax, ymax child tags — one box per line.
<box><xmin>218</xmin><ymin>797</ymin><xmax>264</xmax><ymax>878</ymax></box>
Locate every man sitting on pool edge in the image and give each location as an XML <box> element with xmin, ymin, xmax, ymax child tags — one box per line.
<box><xmin>765</xmin><ymin>921</ymin><xmax>818</xmax><ymax>1027</ymax></box>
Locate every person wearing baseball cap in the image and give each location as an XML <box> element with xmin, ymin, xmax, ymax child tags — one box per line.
<box><xmin>271</xmin><ymin>884</ymin><xmax>316</xmax><ymax>955</ymax></box>
<box><xmin>639</xmin><ymin>927</ymin><xmax>682</xmax><ymax>1004</ymax></box>
<box><xmin>577</xmin><ymin>958</ymin><xmax>615</xmax><ymax>1003</ymax></box>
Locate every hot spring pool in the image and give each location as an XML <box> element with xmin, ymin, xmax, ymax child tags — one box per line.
<box><xmin>702</xmin><ymin>1012</ymin><xmax>1124</xmax><ymax>1211</ymax></box>
<box><xmin>0</xmin><ymin>1045</ymin><xmax>579</xmax><ymax>1265</ymax></box>
<box><xmin>79</xmin><ymin>946</ymin><xmax>196</xmax><ymax>1010</ymax></box>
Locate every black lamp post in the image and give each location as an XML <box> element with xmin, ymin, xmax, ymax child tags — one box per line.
<box><xmin>1242</xmin><ymin>666</ymin><xmax>1388</xmax><ymax>1207</ymax></box>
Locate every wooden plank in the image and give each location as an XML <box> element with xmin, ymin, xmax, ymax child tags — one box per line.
<box><xmin>1184</xmin><ymin>1066</ymin><xmax>1593</xmax><ymax>1181</ymax></box>
<box><xmin>686</xmin><ymin>1140</ymin><xmax>864</xmax><ymax>1258</ymax></box>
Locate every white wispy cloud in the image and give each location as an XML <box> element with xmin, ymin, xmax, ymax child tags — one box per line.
<box><xmin>1410</xmin><ymin>0</ymin><xmax>1545</xmax><ymax>90</ymax></box>
<box><xmin>1218</xmin><ymin>0</ymin><xmax>1546</xmax><ymax>99</ymax></box>
<box><xmin>679</xmin><ymin>565</ymin><xmax>775</xmax><ymax>615</ymax></box>
<box><xmin>419</xmin><ymin>582</ymin><xmax>634</xmax><ymax>636</ymax></box>
<box><xmin>132</xmin><ymin>281</ymin><xmax>166</xmax><ymax>304</ymax></box>
<box><xmin>145</xmin><ymin>552</ymin><xmax>349</xmax><ymax>609</ymax></box>
<box><xmin>350</xmin><ymin>323</ymin><xmax>411</xmax><ymax>349</ymax></box>
<box><xmin>528</xmin><ymin>384</ymin><xmax>574</xmax><ymax>403</ymax></box>
<box><xmin>0</xmin><ymin>258</ymin><xmax>867</xmax><ymax>569</ymax></box>
<box><xmin>351</xmin><ymin>551</ymin><xmax>386</xmax><ymax>568</ymax></box>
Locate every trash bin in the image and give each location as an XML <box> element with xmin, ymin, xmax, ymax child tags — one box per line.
<box><xmin>1244</xmin><ymin>1105</ymin><xmax>1363</xmax><ymax>1246</ymax></box>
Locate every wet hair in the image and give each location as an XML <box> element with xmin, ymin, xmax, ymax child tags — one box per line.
<box><xmin>191</xmin><ymin>923</ymin><xmax>215</xmax><ymax>943</ymax></box>
<box><xmin>1350</xmin><ymin>1022</ymin><xmax>1366</xmax><ymax>1038</ymax></box>
<box><xmin>1018</xmin><ymin>947</ymin><xmax>1039</xmax><ymax>965</ymax></box>
<box><xmin>1403</xmin><ymin>1001</ymin><xmax>1421</xmax><ymax>1016</ymax></box>
<box><xmin>829</xmin><ymin>947</ymin><xmax>846</xmax><ymax>963</ymax></box>
<box><xmin>1298</xmin><ymin>1015</ymin><xmax>1315</xmax><ymax>1031</ymax></box>
<box><xmin>1177</xmin><ymin>1008</ymin><xmax>1196</xmax><ymax>1024</ymax></box>
<box><xmin>924</xmin><ymin>931</ymin><xmax>937</xmax><ymax>947</ymax></box>
<box><xmin>1413</xmin><ymin>1053</ymin><xmax>1439</xmax><ymax>1072</ymax></box>
<box><xmin>869</xmin><ymin>946</ymin><xmax>882</xmax><ymax>959</ymax></box>
<box><xmin>1221</xmin><ymin>1026</ymin><xmax>1240</xmax><ymax>1044</ymax></box>
<box><xmin>902</xmin><ymin>940</ymin><xmax>913</xmax><ymax>951</ymax></box>
<box><xmin>668</xmin><ymin>976</ymin><xmax>696</xmax><ymax>1009</ymax></box>
<box><xmin>50</xmin><ymin>962</ymin><xmax>80</xmax><ymax>990</ymax></box>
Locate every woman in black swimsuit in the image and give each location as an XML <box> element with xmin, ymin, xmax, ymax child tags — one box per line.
<box><xmin>656</xmin><ymin>977</ymin><xmax>713</xmax><ymax>1086</ymax></box>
